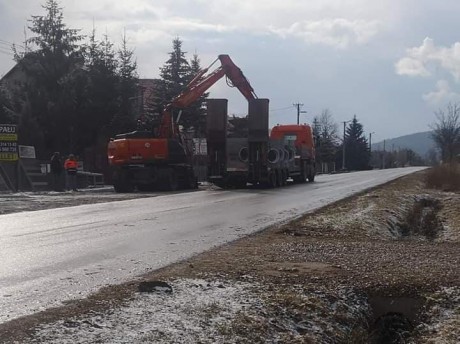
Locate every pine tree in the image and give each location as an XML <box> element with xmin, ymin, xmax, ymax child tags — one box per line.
<box><xmin>80</xmin><ymin>30</ymin><xmax>119</xmax><ymax>148</ymax></box>
<box><xmin>182</xmin><ymin>53</ymin><xmax>207</xmax><ymax>134</ymax></box>
<box><xmin>110</xmin><ymin>31</ymin><xmax>138</xmax><ymax>135</ymax></box>
<box><xmin>0</xmin><ymin>85</ymin><xmax>15</xmax><ymax>123</ymax></box>
<box><xmin>14</xmin><ymin>0</ymin><xmax>84</xmax><ymax>156</ymax></box>
<box><xmin>151</xmin><ymin>38</ymin><xmax>192</xmax><ymax>127</ymax></box>
<box><xmin>343</xmin><ymin>115</ymin><xmax>370</xmax><ymax>170</ymax></box>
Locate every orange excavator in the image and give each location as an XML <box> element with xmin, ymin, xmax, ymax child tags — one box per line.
<box><xmin>108</xmin><ymin>55</ymin><xmax>257</xmax><ymax>192</ymax></box>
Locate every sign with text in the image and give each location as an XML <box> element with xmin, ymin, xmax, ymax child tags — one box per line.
<box><xmin>0</xmin><ymin>124</ymin><xmax>18</xmax><ymax>161</ymax></box>
<box><xmin>18</xmin><ymin>145</ymin><xmax>36</xmax><ymax>159</ymax></box>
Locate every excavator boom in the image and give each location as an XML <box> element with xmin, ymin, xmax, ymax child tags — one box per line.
<box><xmin>159</xmin><ymin>55</ymin><xmax>257</xmax><ymax>138</ymax></box>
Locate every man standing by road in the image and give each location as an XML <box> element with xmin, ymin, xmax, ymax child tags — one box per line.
<box><xmin>64</xmin><ymin>154</ymin><xmax>78</xmax><ymax>191</ymax></box>
<box><xmin>50</xmin><ymin>152</ymin><xmax>63</xmax><ymax>191</ymax></box>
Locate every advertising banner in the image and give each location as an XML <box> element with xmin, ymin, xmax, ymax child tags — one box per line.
<box><xmin>0</xmin><ymin>124</ymin><xmax>18</xmax><ymax>161</ymax></box>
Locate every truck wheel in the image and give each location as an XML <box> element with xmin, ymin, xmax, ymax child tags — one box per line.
<box><xmin>167</xmin><ymin>171</ymin><xmax>179</xmax><ymax>191</ymax></box>
<box><xmin>113</xmin><ymin>170</ymin><xmax>134</xmax><ymax>193</ymax></box>
<box><xmin>113</xmin><ymin>180</ymin><xmax>134</xmax><ymax>193</ymax></box>
<box><xmin>307</xmin><ymin>164</ymin><xmax>315</xmax><ymax>182</ymax></box>
<box><xmin>294</xmin><ymin>167</ymin><xmax>308</xmax><ymax>183</ymax></box>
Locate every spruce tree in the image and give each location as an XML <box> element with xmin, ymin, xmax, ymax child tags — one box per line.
<box><xmin>110</xmin><ymin>32</ymin><xmax>138</xmax><ymax>135</ymax></box>
<box><xmin>182</xmin><ymin>53</ymin><xmax>207</xmax><ymax>134</ymax></box>
<box><xmin>81</xmin><ymin>30</ymin><xmax>119</xmax><ymax>148</ymax></box>
<box><xmin>152</xmin><ymin>38</ymin><xmax>192</xmax><ymax>128</ymax></box>
<box><xmin>14</xmin><ymin>0</ymin><xmax>84</xmax><ymax>156</ymax></box>
<box><xmin>0</xmin><ymin>85</ymin><xmax>15</xmax><ymax>123</ymax></box>
<box><xmin>343</xmin><ymin>115</ymin><xmax>370</xmax><ymax>170</ymax></box>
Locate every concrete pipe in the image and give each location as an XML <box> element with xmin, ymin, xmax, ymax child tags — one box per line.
<box><xmin>267</xmin><ymin>148</ymin><xmax>280</xmax><ymax>164</ymax></box>
<box><xmin>239</xmin><ymin>147</ymin><xmax>249</xmax><ymax>162</ymax></box>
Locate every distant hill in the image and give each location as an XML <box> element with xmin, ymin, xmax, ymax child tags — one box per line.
<box><xmin>372</xmin><ymin>131</ymin><xmax>435</xmax><ymax>158</ymax></box>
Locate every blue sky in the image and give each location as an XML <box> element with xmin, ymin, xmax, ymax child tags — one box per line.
<box><xmin>1</xmin><ymin>0</ymin><xmax>460</xmax><ymax>141</ymax></box>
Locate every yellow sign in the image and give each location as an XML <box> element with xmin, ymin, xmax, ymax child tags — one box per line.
<box><xmin>0</xmin><ymin>124</ymin><xmax>18</xmax><ymax>161</ymax></box>
<box><xmin>0</xmin><ymin>133</ymin><xmax>17</xmax><ymax>141</ymax></box>
<box><xmin>0</xmin><ymin>152</ymin><xmax>18</xmax><ymax>161</ymax></box>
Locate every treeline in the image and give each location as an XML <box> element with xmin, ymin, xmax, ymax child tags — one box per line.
<box><xmin>311</xmin><ymin>109</ymin><xmax>426</xmax><ymax>171</ymax></box>
<box><xmin>0</xmin><ymin>0</ymin><xmax>206</xmax><ymax>165</ymax></box>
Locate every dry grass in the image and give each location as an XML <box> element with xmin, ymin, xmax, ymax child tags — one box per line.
<box><xmin>425</xmin><ymin>163</ymin><xmax>460</xmax><ymax>191</ymax></box>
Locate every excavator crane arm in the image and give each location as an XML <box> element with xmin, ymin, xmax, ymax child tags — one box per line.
<box><xmin>159</xmin><ymin>54</ymin><xmax>257</xmax><ymax>138</ymax></box>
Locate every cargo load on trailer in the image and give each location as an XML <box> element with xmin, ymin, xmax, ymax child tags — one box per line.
<box><xmin>206</xmin><ymin>101</ymin><xmax>316</xmax><ymax>188</ymax></box>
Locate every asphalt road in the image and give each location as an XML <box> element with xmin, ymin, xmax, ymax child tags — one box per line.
<box><xmin>0</xmin><ymin>167</ymin><xmax>425</xmax><ymax>323</ymax></box>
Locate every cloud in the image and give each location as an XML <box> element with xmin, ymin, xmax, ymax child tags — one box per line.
<box><xmin>422</xmin><ymin>80</ymin><xmax>460</xmax><ymax>104</ymax></box>
<box><xmin>395</xmin><ymin>57</ymin><xmax>430</xmax><ymax>77</ymax></box>
<box><xmin>270</xmin><ymin>18</ymin><xmax>381</xmax><ymax>48</ymax></box>
<box><xmin>396</xmin><ymin>37</ymin><xmax>460</xmax><ymax>81</ymax></box>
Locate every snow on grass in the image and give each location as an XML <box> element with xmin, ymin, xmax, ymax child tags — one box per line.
<box><xmin>411</xmin><ymin>287</ymin><xmax>460</xmax><ymax>343</ymax></box>
<box><xmin>32</xmin><ymin>279</ymin><xmax>256</xmax><ymax>343</ymax></box>
<box><xmin>31</xmin><ymin>278</ymin><xmax>371</xmax><ymax>343</ymax></box>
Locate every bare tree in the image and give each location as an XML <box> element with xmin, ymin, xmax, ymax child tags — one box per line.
<box><xmin>313</xmin><ymin>109</ymin><xmax>340</xmax><ymax>172</ymax></box>
<box><xmin>431</xmin><ymin>103</ymin><xmax>460</xmax><ymax>163</ymax></box>
<box><xmin>317</xmin><ymin>109</ymin><xmax>339</xmax><ymax>141</ymax></box>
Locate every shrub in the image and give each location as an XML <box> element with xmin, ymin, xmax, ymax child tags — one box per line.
<box><xmin>425</xmin><ymin>163</ymin><xmax>460</xmax><ymax>192</ymax></box>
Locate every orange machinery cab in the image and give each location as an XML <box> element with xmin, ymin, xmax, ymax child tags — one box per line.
<box><xmin>270</xmin><ymin>124</ymin><xmax>316</xmax><ymax>160</ymax></box>
<box><xmin>108</xmin><ymin>131</ymin><xmax>187</xmax><ymax>166</ymax></box>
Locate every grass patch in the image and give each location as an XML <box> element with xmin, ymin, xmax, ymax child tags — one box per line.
<box><xmin>400</xmin><ymin>197</ymin><xmax>443</xmax><ymax>239</ymax></box>
<box><xmin>425</xmin><ymin>163</ymin><xmax>460</xmax><ymax>191</ymax></box>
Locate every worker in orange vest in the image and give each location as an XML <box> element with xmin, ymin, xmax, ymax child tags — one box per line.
<box><xmin>64</xmin><ymin>154</ymin><xmax>78</xmax><ymax>191</ymax></box>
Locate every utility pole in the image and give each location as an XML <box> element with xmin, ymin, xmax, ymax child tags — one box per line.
<box><xmin>341</xmin><ymin>120</ymin><xmax>351</xmax><ymax>170</ymax></box>
<box><xmin>369</xmin><ymin>132</ymin><xmax>374</xmax><ymax>152</ymax></box>
<box><xmin>293</xmin><ymin>103</ymin><xmax>307</xmax><ymax>125</ymax></box>
<box><xmin>369</xmin><ymin>132</ymin><xmax>375</xmax><ymax>168</ymax></box>
<box><xmin>382</xmin><ymin>139</ymin><xmax>386</xmax><ymax>169</ymax></box>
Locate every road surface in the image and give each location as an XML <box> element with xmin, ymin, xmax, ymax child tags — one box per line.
<box><xmin>0</xmin><ymin>167</ymin><xmax>425</xmax><ymax>323</ymax></box>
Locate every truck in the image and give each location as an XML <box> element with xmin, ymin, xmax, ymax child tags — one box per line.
<box><xmin>107</xmin><ymin>55</ymin><xmax>257</xmax><ymax>192</ymax></box>
<box><xmin>206</xmin><ymin>100</ymin><xmax>316</xmax><ymax>189</ymax></box>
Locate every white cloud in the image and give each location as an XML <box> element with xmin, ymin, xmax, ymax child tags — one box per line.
<box><xmin>422</xmin><ymin>80</ymin><xmax>460</xmax><ymax>104</ymax></box>
<box><xmin>270</xmin><ymin>18</ymin><xmax>381</xmax><ymax>49</ymax></box>
<box><xmin>395</xmin><ymin>57</ymin><xmax>430</xmax><ymax>77</ymax></box>
<box><xmin>396</xmin><ymin>37</ymin><xmax>460</xmax><ymax>81</ymax></box>
<box><xmin>64</xmin><ymin>0</ymin><xmax>390</xmax><ymax>50</ymax></box>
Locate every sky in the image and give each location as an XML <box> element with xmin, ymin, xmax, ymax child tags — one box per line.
<box><xmin>1</xmin><ymin>0</ymin><xmax>460</xmax><ymax>141</ymax></box>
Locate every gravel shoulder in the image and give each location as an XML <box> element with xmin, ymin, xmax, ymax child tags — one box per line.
<box><xmin>0</xmin><ymin>171</ymin><xmax>459</xmax><ymax>343</ymax></box>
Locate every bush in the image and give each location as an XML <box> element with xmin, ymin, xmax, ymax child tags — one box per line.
<box><xmin>425</xmin><ymin>163</ymin><xmax>460</xmax><ymax>191</ymax></box>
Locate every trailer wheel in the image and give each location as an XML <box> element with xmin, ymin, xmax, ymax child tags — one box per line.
<box><xmin>181</xmin><ymin>171</ymin><xmax>198</xmax><ymax>189</ymax></box>
<box><xmin>137</xmin><ymin>183</ymin><xmax>155</xmax><ymax>192</ymax></box>
<box><xmin>268</xmin><ymin>171</ymin><xmax>278</xmax><ymax>188</ymax></box>
<box><xmin>280</xmin><ymin>169</ymin><xmax>287</xmax><ymax>186</ymax></box>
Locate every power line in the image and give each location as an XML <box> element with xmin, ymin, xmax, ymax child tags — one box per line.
<box><xmin>0</xmin><ymin>48</ymin><xmax>14</xmax><ymax>56</ymax></box>
<box><xmin>0</xmin><ymin>38</ymin><xmax>25</xmax><ymax>49</ymax></box>
<box><xmin>0</xmin><ymin>41</ymin><xmax>16</xmax><ymax>56</ymax></box>
<box><xmin>0</xmin><ymin>41</ymin><xmax>13</xmax><ymax>47</ymax></box>
<box><xmin>269</xmin><ymin>105</ymin><xmax>295</xmax><ymax>112</ymax></box>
